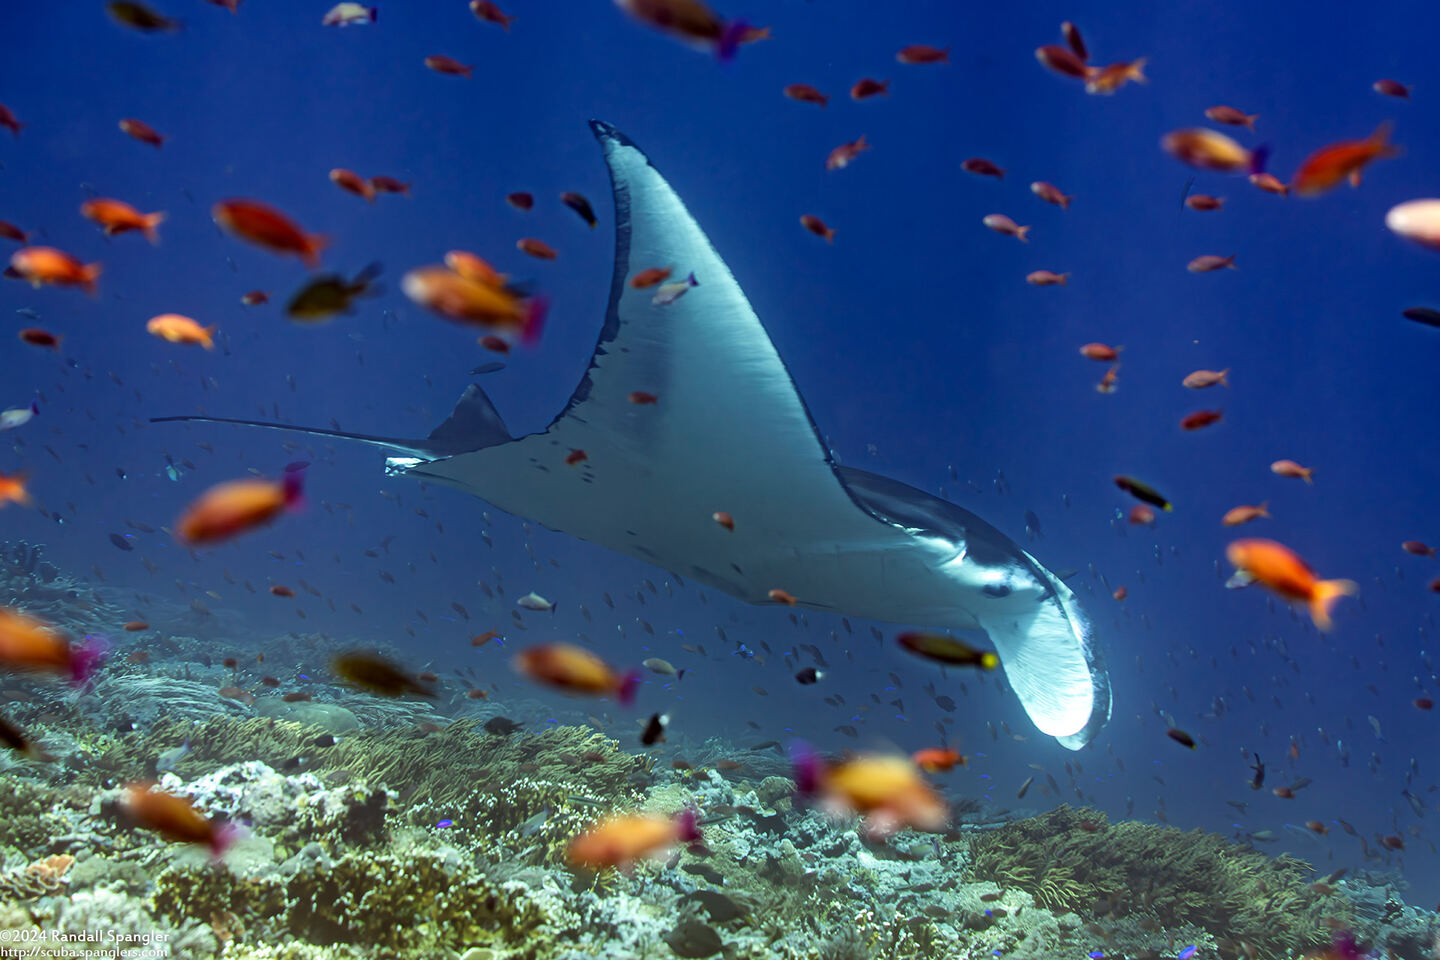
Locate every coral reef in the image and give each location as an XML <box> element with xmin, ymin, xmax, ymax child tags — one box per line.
<box><xmin>970</xmin><ymin>804</ymin><xmax>1352</xmax><ymax>956</ymax></box>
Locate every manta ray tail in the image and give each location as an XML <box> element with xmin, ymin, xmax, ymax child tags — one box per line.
<box><xmin>150</xmin><ymin>382</ymin><xmax>512</xmax><ymax>460</ymax></box>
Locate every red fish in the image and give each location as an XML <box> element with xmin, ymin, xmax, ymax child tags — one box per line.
<box><xmin>614</xmin><ymin>0</ymin><xmax>749</xmax><ymax>61</ymax></box>
<box><xmin>424</xmin><ymin>55</ymin><xmax>474</xmax><ymax>77</ymax></box>
<box><xmin>329</xmin><ymin>168</ymin><xmax>375</xmax><ymax>202</ymax></box>
<box><xmin>629</xmin><ymin>266</ymin><xmax>673</xmax><ymax>289</ymax></box>
<box><xmin>0</xmin><ymin>220</ymin><xmax>27</xmax><ymax>243</ymax></box>
<box><xmin>11</xmin><ymin>247</ymin><xmax>101</xmax><ymax>295</ymax></box>
<box><xmin>826</xmin><ymin>135</ymin><xmax>869</xmax><ymax>171</ymax></box>
<box><xmin>962</xmin><ymin>158</ymin><xmax>1004</xmax><ymax>179</ymax></box>
<box><xmin>784</xmin><ymin>84</ymin><xmax>828</xmax><ymax>108</ymax></box>
<box><xmin>1291</xmin><ymin>124</ymin><xmax>1398</xmax><ymax>197</ymax></box>
<box><xmin>517</xmin><ymin>238</ymin><xmax>558</xmax><ymax>260</ymax></box>
<box><xmin>177</xmin><ymin>473</ymin><xmax>304</xmax><ymax>546</ymax></box>
<box><xmin>470</xmin><ymin>0</ymin><xmax>514</xmax><ymax>29</ymax></box>
<box><xmin>80</xmin><ymin>198</ymin><xmax>166</xmax><ymax>244</ymax></box>
<box><xmin>897</xmin><ymin>45</ymin><xmax>948</xmax><ymax>65</ymax></box>
<box><xmin>1036</xmin><ymin>44</ymin><xmax>1089</xmax><ymax>79</ymax></box>
<box><xmin>851</xmin><ymin>78</ymin><xmax>889</xmax><ymax>100</ymax></box>
<box><xmin>1227</xmin><ymin>539</ymin><xmax>1357</xmax><ymax>630</ymax></box>
<box><xmin>119</xmin><ymin>117</ymin><xmax>166</xmax><ymax>148</ymax></box>
<box><xmin>0</xmin><ymin>103</ymin><xmax>22</xmax><ymax>137</ymax></box>
<box><xmin>213</xmin><ymin>200</ymin><xmax>326</xmax><ymax>267</ymax></box>
<box><xmin>800</xmin><ymin>214</ymin><xmax>835</xmax><ymax>242</ymax></box>
<box><xmin>506</xmin><ymin>192</ymin><xmax>534</xmax><ymax>211</ymax></box>
<box><xmin>1179</xmin><ymin>409</ymin><xmax>1223</xmax><ymax>431</ymax></box>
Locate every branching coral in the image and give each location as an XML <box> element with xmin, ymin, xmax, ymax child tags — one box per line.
<box><xmin>969</xmin><ymin>804</ymin><xmax>1351</xmax><ymax>955</ymax></box>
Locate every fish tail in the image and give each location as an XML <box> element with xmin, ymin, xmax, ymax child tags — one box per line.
<box><xmin>1309</xmin><ymin>579</ymin><xmax>1358</xmax><ymax>631</ymax></box>
<box><xmin>1257</xmin><ymin>500</ymin><xmax>1270</xmax><ymax>518</ymax></box>
<box><xmin>282</xmin><ymin>468</ymin><xmax>305</xmax><ymax>509</ymax></box>
<box><xmin>1057</xmin><ymin>273</ymin><xmax>1068</xmax><ymax>286</ymax></box>
<box><xmin>368</xmin><ymin>6</ymin><xmax>378</xmax><ymax>22</ymax></box>
<box><xmin>1060</xmin><ymin>194</ymin><xmax>1071</xmax><ymax>210</ymax></box>
<box><xmin>1248</xmin><ymin>143</ymin><xmax>1271</xmax><ymax>176</ymax></box>
<box><xmin>144</xmin><ymin>212</ymin><xmax>167</xmax><ymax>245</ymax></box>
<box><xmin>686</xmin><ymin>272</ymin><xmax>698</xmax><ymax>287</ymax></box>
<box><xmin>716</xmin><ymin>19</ymin><xmax>748</xmax><ymax>63</ymax></box>
<box><xmin>521</xmin><ymin>295</ymin><xmax>549</xmax><ymax>345</ymax></box>
<box><xmin>81</xmin><ymin>263</ymin><xmax>103</xmax><ymax>297</ymax></box>
<box><xmin>1218</xmin><ymin>368</ymin><xmax>1230</xmax><ymax>386</ymax></box>
<box><xmin>674</xmin><ymin>807</ymin><xmax>701</xmax><ymax>844</ymax></box>
<box><xmin>210</xmin><ymin>822</ymin><xmax>244</xmax><ymax>860</ymax></box>
<box><xmin>824</xmin><ymin>227</ymin><xmax>835</xmax><ymax>243</ymax></box>
<box><xmin>789</xmin><ymin>740</ymin><xmax>822</xmax><ymax>794</ymax></box>
<box><xmin>202</xmin><ymin>326</ymin><xmax>217</xmax><ymax>350</ymax></box>
<box><xmin>1128</xmin><ymin>57</ymin><xmax>1148</xmax><ymax>83</ymax></box>
<box><xmin>1245</xmin><ymin>114</ymin><xmax>1258</xmax><ymax>131</ymax></box>
<box><xmin>1016</xmin><ymin>225</ymin><xmax>1030</xmax><ymax>243</ymax></box>
<box><xmin>302</xmin><ymin>234</ymin><xmax>329</xmax><ymax>269</ymax></box>
<box><xmin>1302</xmin><ymin>467</ymin><xmax>1314</xmax><ymax>484</ymax></box>
<box><xmin>70</xmin><ymin>634</ymin><xmax>109</xmax><ymax>686</ymax></box>
<box><xmin>615</xmin><ymin>669</ymin><xmax>642</xmax><ymax>706</ymax></box>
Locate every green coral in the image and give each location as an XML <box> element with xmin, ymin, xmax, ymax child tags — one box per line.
<box><xmin>0</xmin><ymin>781</ymin><xmax>89</xmax><ymax>856</ymax></box>
<box><xmin>970</xmin><ymin>804</ymin><xmax>1351</xmax><ymax>956</ymax></box>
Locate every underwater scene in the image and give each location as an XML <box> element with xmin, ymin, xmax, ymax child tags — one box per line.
<box><xmin>2</xmin><ymin>2</ymin><xmax>1440</xmax><ymax>958</ymax></box>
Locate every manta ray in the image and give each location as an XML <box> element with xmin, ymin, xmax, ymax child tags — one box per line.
<box><xmin>155</xmin><ymin>120</ymin><xmax>1111</xmax><ymax>749</ymax></box>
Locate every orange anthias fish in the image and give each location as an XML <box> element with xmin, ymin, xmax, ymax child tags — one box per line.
<box><xmin>912</xmin><ymin>748</ymin><xmax>966</xmax><ymax>773</ymax></box>
<box><xmin>784</xmin><ymin>83</ymin><xmax>828</xmax><ymax>107</ymax></box>
<box><xmin>1084</xmin><ymin>58</ymin><xmax>1147</xmax><ymax>95</ymax></box>
<box><xmin>1270</xmin><ymin>459</ymin><xmax>1314</xmax><ymax>483</ymax></box>
<box><xmin>213</xmin><ymin>200</ymin><xmax>326</xmax><ymax>267</ymax></box>
<box><xmin>424</xmin><ymin>55</ymin><xmax>474</xmax><ymax>77</ymax></box>
<box><xmin>122</xmin><ymin>783</ymin><xmax>240</xmax><ymax>859</ymax></box>
<box><xmin>118</xmin><ymin>117</ymin><xmax>166</xmax><ymax>148</ymax></box>
<box><xmin>0</xmin><ymin>607</ymin><xmax>105</xmax><ymax>684</ymax></box>
<box><xmin>1226</xmin><ymin>538</ymin><xmax>1357</xmax><ymax>631</ymax></box>
<box><xmin>146</xmin><ymin>314</ymin><xmax>215</xmax><ymax>349</ymax></box>
<box><xmin>517</xmin><ymin>237</ymin><xmax>558</xmax><ymax>260</ymax></box>
<box><xmin>9</xmin><ymin>247</ymin><xmax>101</xmax><ymax>295</ymax></box>
<box><xmin>402</xmin><ymin>264</ymin><xmax>547</xmax><ymax>343</ymax></box>
<box><xmin>470</xmin><ymin>0</ymin><xmax>515</xmax><ymax>29</ymax></box>
<box><xmin>629</xmin><ymin>266</ymin><xmax>673</xmax><ymax>289</ymax></box>
<box><xmin>1222</xmin><ymin>502</ymin><xmax>1270</xmax><ymax>526</ymax></box>
<box><xmin>567</xmin><ymin>809</ymin><xmax>700</xmax><ymax>871</ymax></box>
<box><xmin>177</xmin><ymin>473</ymin><xmax>304</xmax><ymax>546</ymax></box>
<box><xmin>897</xmin><ymin>44</ymin><xmax>948</xmax><ymax>65</ymax></box>
<box><xmin>513</xmin><ymin>643</ymin><xmax>641</xmax><ymax>704</ymax></box>
<box><xmin>615</xmin><ymin>0</ymin><xmax>750</xmax><ymax>61</ymax></box>
<box><xmin>826</xmin><ymin>135</ymin><xmax>869</xmax><ymax>171</ymax></box>
<box><xmin>0</xmin><ymin>473</ymin><xmax>31</xmax><ymax>508</ymax></box>
<box><xmin>1291</xmin><ymin>123</ymin><xmax>1399</xmax><ymax>197</ymax></box>
<box><xmin>80</xmin><ymin>199</ymin><xmax>166</xmax><ymax>244</ymax></box>
<box><xmin>329</xmin><ymin>168</ymin><xmax>375</xmax><ymax>202</ymax></box>
<box><xmin>794</xmin><ymin>746</ymin><xmax>948</xmax><ymax>837</ymax></box>
<box><xmin>1161</xmin><ymin>128</ymin><xmax>1260</xmax><ymax>174</ymax></box>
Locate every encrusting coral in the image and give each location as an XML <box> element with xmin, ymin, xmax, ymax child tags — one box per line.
<box><xmin>969</xmin><ymin>804</ymin><xmax>1352</xmax><ymax>956</ymax></box>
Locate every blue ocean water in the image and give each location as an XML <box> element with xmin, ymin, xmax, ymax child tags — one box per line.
<box><xmin>2</xmin><ymin>0</ymin><xmax>1438</xmax><ymax>913</ymax></box>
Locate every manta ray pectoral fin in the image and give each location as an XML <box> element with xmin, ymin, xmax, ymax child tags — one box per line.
<box><xmin>150</xmin><ymin>382</ymin><xmax>512</xmax><ymax>460</ymax></box>
<box><xmin>980</xmin><ymin>585</ymin><xmax>1111</xmax><ymax>750</ymax></box>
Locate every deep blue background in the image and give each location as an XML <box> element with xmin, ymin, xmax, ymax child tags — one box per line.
<box><xmin>2</xmin><ymin>0</ymin><xmax>1438</xmax><ymax>900</ymax></box>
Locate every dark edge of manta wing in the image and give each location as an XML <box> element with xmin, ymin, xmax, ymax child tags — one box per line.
<box><xmin>561</xmin><ymin>121</ymin><xmax>878</xmax><ymax>525</ymax></box>
<box><xmin>149</xmin><ymin>383</ymin><xmax>512</xmax><ymax>459</ymax></box>
<box><xmin>543</xmin><ymin>119</ymin><xmax>642</xmax><ymax>426</ymax></box>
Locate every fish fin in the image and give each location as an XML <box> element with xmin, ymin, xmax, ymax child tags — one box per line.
<box><xmin>674</xmin><ymin>806</ymin><xmax>701</xmax><ymax>843</ymax></box>
<box><xmin>1127</xmin><ymin>57</ymin><xmax>1148</xmax><ymax>83</ymax></box>
<box><xmin>82</xmin><ymin>263</ymin><xmax>102</xmax><ymax>297</ymax></box>
<box><xmin>616</xmin><ymin>669</ymin><xmax>642</xmax><ymax>706</ymax></box>
<box><xmin>1249</xmin><ymin>143</ymin><xmax>1271</xmax><ymax>176</ymax></box>
<box><xmin>716</xmin><ymin>19</ymin><xmax>747</xmax><ymax>62</ymax></box>
<box><xmin>1309</xmin><ymin>579</ymin><xmax>1358</xmax><ymax>632</ymax></box>
<box><xmin>70</xmin><ymin>634</ymin><xmax>108</xmax><ymax>686</ymax></box>
<box><xmin>144</xmin><ymin>212</ymin><xmax>167</xmax><ymax>245</ymax></box>
<box><xmin>302</xmin><ymin>234</ymin><xmax>329</xmax><ymax>268</ymax></box>
<box><xmin>425</xmin><ymin>383</ymin><xmax>513</xmax><ymax>453</ymax></box>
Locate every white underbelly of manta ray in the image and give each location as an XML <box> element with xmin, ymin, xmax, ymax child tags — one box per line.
<box><xmin>156</xmin><ymin>120</ymin><xmax>1112</xmax><ymax>750</ymax></box>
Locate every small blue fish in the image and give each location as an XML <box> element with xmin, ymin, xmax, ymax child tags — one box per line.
<box><xmin>435</xmin><ymin>819</ymin><xmax>454</xmax><ymax>829</ymax></box>
<box><xmin>1178</xmin><ymin>948</ymin><xmax>1198</xmax><ymax>960</ymax></box>
<box><xmin>165</xmin><ymin>465</ymin><xmax>180</xmax><ymax>482</ymax></box>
